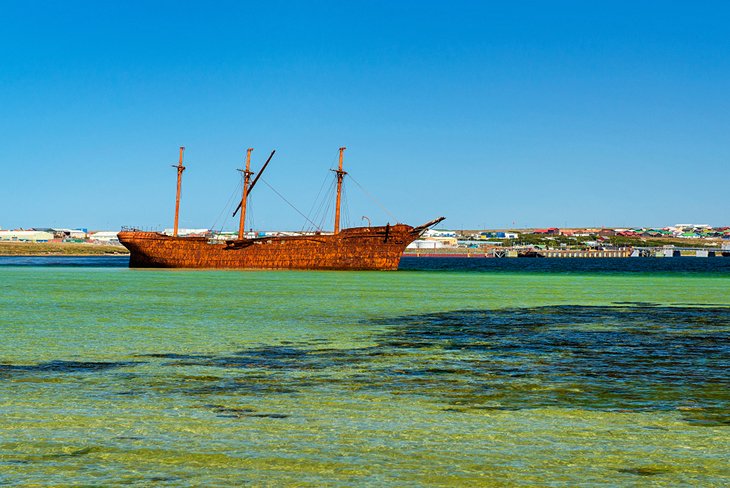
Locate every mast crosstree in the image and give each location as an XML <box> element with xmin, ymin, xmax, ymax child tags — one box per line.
<box><xmin>232</xmin><ymin>149</ymin><xmax>276</xmax><ymax>220</ymax></box>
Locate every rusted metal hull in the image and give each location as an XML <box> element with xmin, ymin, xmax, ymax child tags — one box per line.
<box><xmin>117</xmin><ymin>224</ymin><xmax>423</xmax><ymax>270</ymax></box>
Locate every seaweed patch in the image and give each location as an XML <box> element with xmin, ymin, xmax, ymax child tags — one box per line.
<box><xmin>111</xmin><ymin>305</ymin><xmax>730</xmax><ymax>424</ymax></box>
<box><xmin>0</xmin><ymin>360</ymin><xmax>142</xmax><ymax>377</ymax></box>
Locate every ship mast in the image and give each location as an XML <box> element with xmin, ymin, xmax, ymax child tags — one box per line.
<box><xmin>172</xmin><ymin>146</ymin><xmax>186</xmax><ymax>237</ymax></box>
<box><xmin>237</xmin><ymin>148</ymin><xmax>254</xmax><ymax>240</ymax></box>
<box><xmin>333</xmin><ymin>146</ymin><xmax>347</xmax><ymax>234</ymax></box>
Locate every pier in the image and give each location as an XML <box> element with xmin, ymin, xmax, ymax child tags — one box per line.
<box><xmin>539</xmin><ymin>249</ymin><xmax>631</xmax><ymax>258</ymax></box>
<box><xmin>631</xmin><ymin>247</ymin><xmax>728</xmax><ymax>258</ymax></box>
<box><xmin>403</xmin><ymin>248</ymin><xmax>633</xmax><ymax>258</ymax></box>
<box><xmin>404</xmin><ymin>246</ymin><xmax>729</xmax><ymax>258</ymax></box>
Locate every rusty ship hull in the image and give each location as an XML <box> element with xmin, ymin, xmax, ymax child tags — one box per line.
<box><xmin>118</xmin><ymin>223</ymin><xmax>424</xmax><ymax>270</ymax></box>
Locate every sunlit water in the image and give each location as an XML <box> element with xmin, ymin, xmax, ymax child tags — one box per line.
<box><xmin>1</xmin><ymin>257</ymin><xmax>728</xmax><ymax>486</ymax></box>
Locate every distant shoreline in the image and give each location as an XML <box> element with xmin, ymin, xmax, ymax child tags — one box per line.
<box><xmin>0</xmin><ymin>253</ymin><xmax>129</xmax><ymax>257</ymax></box>
<box><xmin>0</xmin><ymin>241</ymin><xmax>129</xmax><ymax>256</ymax></box>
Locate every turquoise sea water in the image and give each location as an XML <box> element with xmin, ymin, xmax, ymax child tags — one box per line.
<box><xmin>1</xmin><ymin>257</ymin><xmax>729</xmax><ymax>486</ymax></box>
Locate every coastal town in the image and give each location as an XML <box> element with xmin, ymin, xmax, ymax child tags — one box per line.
<box><xmin>410</xmin><ymin>224</ymin><xmax>730</xmax><ymax>257</ymax></box>
<box><xmin>2</xmin><ymin>224</ymin><xmax>729</xmax><ymax>258</ymax></box>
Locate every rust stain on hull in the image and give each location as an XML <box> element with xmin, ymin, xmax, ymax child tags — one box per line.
<box><xmin>118</xmin><ymin>224</ymin><xmax>422</xmax><ymax>270</ymax></box>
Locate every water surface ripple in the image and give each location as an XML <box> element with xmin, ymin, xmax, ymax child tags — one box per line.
<box><xmin>1</xmin><ymin>259</ymin><xmax>729</xmax><ymax>486</ymax></box>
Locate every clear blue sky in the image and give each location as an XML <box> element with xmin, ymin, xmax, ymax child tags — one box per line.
<box><xmin>1</xmin><ymin>1</ymin><xmax>728</xmax><ymax>231</ymax></box>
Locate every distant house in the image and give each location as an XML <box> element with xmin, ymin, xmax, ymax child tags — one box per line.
<box><xmin>533</xmin><ymin>228</ymin><xmax>560</xmax><ymax>235</ymax></box>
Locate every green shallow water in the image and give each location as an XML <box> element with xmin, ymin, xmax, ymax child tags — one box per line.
<box><xmin>1</xmin><ymin>265</ymin><xmax>729</xmax><ymax>486</ymax></box>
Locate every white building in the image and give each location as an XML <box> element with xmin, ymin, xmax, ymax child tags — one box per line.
<box><xmin>163</xmin><ymin>228</ymin><xmax>210</xmax><ymax>237</ymax></box>
<box><xmin>407</xmin><ymin>237</ymin><xmax>458</xmax><ymax>249</ymax></box>
<box><xmin>670</xmin><ymin>224</ymin><xmax>711</xmax><ymax>233</ymax></box>
<box><xmin>88</xmin><ymin>231</ymin><xmax>121</xmax><ymax>243</ymax></box>
<box><xmin>423</xmin><ymin>229</ymin><xmax>457</xmax><ymax>238</ymax></box>
<box><xmin>0</xmin><ymin>230</ymin><xmax>54</xmax><ymax>242</ymax></box>
<box><xmin>52</xmin><ymin>228</ymin><xmax>88</xmax><ymax>239</ymax></box>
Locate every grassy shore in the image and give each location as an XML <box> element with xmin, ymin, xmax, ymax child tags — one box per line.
<box><xmin>0</xmin><ymin>241</ymin><xmax>129</xmax><ymax>256</ymax></box>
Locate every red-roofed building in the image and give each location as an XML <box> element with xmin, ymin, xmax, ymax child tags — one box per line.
<box><xmin>533</xmin><ymin>228</ymin><xmax>560</xmax><ymax>235</ymax></box>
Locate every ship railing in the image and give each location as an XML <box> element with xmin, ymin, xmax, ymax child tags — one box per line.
<box><xmin>120</xmin><ymin>226</ymin><xmax>164</xmax><ymax>232</ymax></box>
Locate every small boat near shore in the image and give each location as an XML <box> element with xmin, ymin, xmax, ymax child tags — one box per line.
<box><xmin>118</xmin><ymin>147</ymin><xmax>444</xmax><ymax>270</ymax></box>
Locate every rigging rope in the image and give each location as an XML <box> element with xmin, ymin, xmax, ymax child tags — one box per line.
<box><xmin>348</xmin><ymin>173</ymin><xmax>399</xmax><ymax>223</ymax></box>
<box><xmin>316</xmin><ymin>187</ymin><xmax>334</xmax><ymax>231</ymax></box>
<box><xmin>247</xmin><ymin>194</ymin><xmax>255</xmax><ymax>233</ymax></box>
<box><xmin>210</xmin><ymin>178</ymin><xmax>243</xmax><ymax>233</ymax></box>
<box><xmin>307</xmin><ymin>173</ymin><xmax>331</xmax><ymax>217</ymax></box>
<box><xmin>307</xmin><ymin>177</ymin><xmax>335</xmax><ymax>232</ymax></box>
<box><xmin>260</xmin><ymin>178</ymin><xmax>322</xmax><ymax>230</ymax></box>
<box><xmin>303</xmin><ymin>171</ymin><xmax>334</xmax><ymax>232</ymax></box>
<box><xmin>342</xmin><ymin>182</ymin><xmax>351</xmax><ymax>229</ymax></box>
<box><xmin>210</xmin><ymin>152</ymin><xmax>396</xmax><ymax>235</ymax></box>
